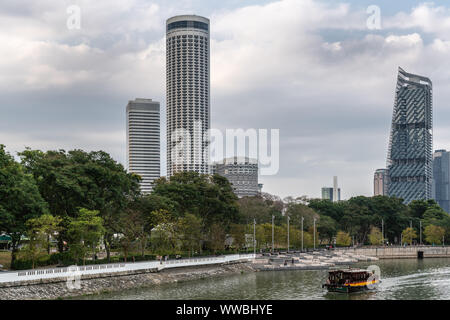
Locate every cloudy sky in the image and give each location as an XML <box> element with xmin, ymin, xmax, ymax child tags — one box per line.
<box><xmin>1</xmin><ymin>0</ymin><xmax>450</xmax><ymax>199</ymax></box>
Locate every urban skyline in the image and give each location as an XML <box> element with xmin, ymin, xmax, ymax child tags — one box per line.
<box><xmin>1</xmin><ymin>1</ymin><xmax>450</xmax><ymax>200</ymax></box>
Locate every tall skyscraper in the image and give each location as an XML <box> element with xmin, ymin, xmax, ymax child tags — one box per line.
<box><xmin>126</xmin><ymin>98</ymin><xmax>160</xmax><ymax>193</ymax></box>
<box><xmin>166</xmin><ymin>15</ymin><xmax>210</xmax><ymax>177</ymax></box>
<box><xmin>387</xmin><ymin>67</ymin><xmax>433</xmax><ymax>204</ymax></box>
<box><xmin>212</xmin><ymin>157</ymin><xmax>259</xmax><ymax>198</ymax></box>
<box><xmin>374</xmin><ymin>169</ymin><xmax>389</xmax><ymax>196</ymax></box>
<box><xmin>433</xmin><ymin>150</ymin><xmax>450</xmax><ymax>213</ymax></box>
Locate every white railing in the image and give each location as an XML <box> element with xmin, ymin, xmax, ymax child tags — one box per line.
<box><xmin>0</xmin><ymin>253</ymin><xmax>256</xmax><ymax>284</ymax></box>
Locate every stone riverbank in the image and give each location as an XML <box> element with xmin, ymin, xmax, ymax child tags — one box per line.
<box><xmin>0</xmin><ymin>262</ymin><xmax>256</xmax><ymax>300</ymax></box>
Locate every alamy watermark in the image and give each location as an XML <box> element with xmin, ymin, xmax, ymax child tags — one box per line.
<box><xmin>66</xmin><ymin>5</ymin><xmax>81</xmax><ymax>30</ymax></box>
<box><xmin>170</xmin><ymin>123</ymin><xmax>280</xmax><ymax>176</ymax></box>
<box><xmin>66</xmin><ymin>265</ymin><xmax>82</xmax><ymax>290</ymax></box>
<box><xmin>366</xmin><ymin>264</ymin><xmax>381</xmax><ymax>289</ymax></box>
<box><xmin>367</xmin><ymin>5</ymin><xmax>381</xmax><ymax>30</ymax></box>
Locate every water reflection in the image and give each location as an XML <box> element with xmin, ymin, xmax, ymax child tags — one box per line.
<box><xmin>80</xmin><ymin>258</ymin><xmax>450</xmax><ymax>300</ymax></box>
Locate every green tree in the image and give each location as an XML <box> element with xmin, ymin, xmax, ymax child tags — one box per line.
<box><xmin>336</xmin><ymin>231</ymin><xmax>351</xmax><ymax>247</ymax></box>
<box><xmin>286</xmin><ymin>203</ymin><xmax>319</xmax><ymax>231</ymax></box>
<box><xmin>67</xmin><ymin>209</ymin><xmax>105</xmax><ymax>265</ymax></box>
<box><xmin>424</xmin><ymin>225</ymin><xmax>445</xmax><ymax>245</ymax></box>
<box><xmin>150</xmin><ymin>209</ymin><xmax>178</xmax><ymax>256</ymax></box>
<box><xmin>116</xmin><ymin>208</ymin><xmax>146</xmax><ymax>261</ymax></box>
<box><xmin>209</xmin><ymin>223</ymin><xmax>226</xmax><ymax>254</ymax></box>
<box><xmin>22</xmin><ymin>215</ymin><xmax>61</xmax><ymax>269</ymax></box>
<box><xmin>26</xmin><ymin>214</ymin><xmax>62</xmax><ymax>255</ymax></box>
<box><xmin>317</xmin><ymin>215</ymin><xmax>337</xmax><ymax>244</ymax></box>
<box><xmin>19</xmin><ymin>149</ymin><xmax>140</xmax><ymax>260</ymax></box>
<box><xmin>229</xmin><ymin>224</ymin><xmax>246</xmax><ymax>252</ymax></box>
<box><xmin>402</xmin><ymin>227</ymin><xmax>417</xmax><ymax>245</ymax></box>
<box><xmin>238</xmin><ymin>197</ymin><xmax>271</xmax><ymax>225</ymax></box>
<box><xmin>178</xmin><ymin>213</ymin><xmax>203</xmax><ymax>257</ymax></box>
<box><xmin>0</xmin><ymin>145</ymin><xmax>48</xmax><ymax>267</ymax></box>
<box><xmin>368</xmin><ymin>227</ymin><xmax>383</xmax><ymax>246</ymax></box>
<box><xmin>153</xmin><ymin>172</ymin><xmax>239</xmax><ymax>230</ymax></box>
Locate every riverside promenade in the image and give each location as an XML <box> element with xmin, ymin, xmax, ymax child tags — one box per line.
<box><xmin>0</xmin><ymin>253</ymin><xmax>255</xmax><ymax>287</ymax></box>
<box><xmin>337</xmin><ymin>246</ymin><xmax>450</xmax><ymax>259</ymax></box>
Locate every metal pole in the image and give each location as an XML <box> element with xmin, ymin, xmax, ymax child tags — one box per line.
<box><xmin>272</xmin><ymin>215</ymin><xmax>274</xmax><ymax>253</ymax></box>
<box><xmin>381</xmin><ymin>219</ymin><xmax>384</xmax><ymax>245</ymax></box>
<box><xmin>313</xmin><ymin>218</ymin><xmax>316</xmax><ymax>251</ymax></box>
<box><xmin>410</xmin><ymin>220</ymin><xmax>412</xmax><ymax>229</ymax></box>
<box><xmin>420</xmin><ymin>220</ymin><xmax>422</xmax><ymax>245</ymax></box>
<box><xmin>287</xmin><ymin>215</ymin><xmax>290</xmax><ymax>253</ymax></box>
<box><xmin>253</xmin><ymin>219</ymin><xmax>256</xmax><ymax>257</ymax></box>
<box><xmin>301</xmin><ymin>217</ymin><xmax>304</xmax><ymax>252</ymax></box>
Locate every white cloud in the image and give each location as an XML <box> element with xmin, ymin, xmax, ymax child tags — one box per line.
<box><xmin>1</xmin><ymin>0</ymin><xmax>450</xmax><ymax>200</ymax></box>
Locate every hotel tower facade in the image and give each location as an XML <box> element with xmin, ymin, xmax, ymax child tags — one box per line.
<box><xmin>166</xmin><ymin>15</ymin><xmax>210</xmax><ymax>176</ymax></box>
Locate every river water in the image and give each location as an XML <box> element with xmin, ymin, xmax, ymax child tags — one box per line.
<box><xmin>82</xmin><ymin>258</ymin><xmax>450</xmax><ymax>300</ymax></box>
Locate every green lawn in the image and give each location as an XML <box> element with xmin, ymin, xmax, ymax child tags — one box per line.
<box><xmin>0</xmin><ymin>251</ymin><xmax>11</xmax><ymax>270</ymax></box>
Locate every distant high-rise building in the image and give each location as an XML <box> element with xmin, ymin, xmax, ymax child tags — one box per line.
<box><xmin>374</xmin><ymin>169</ymin><xmax>389</xmax><ymax>196</ymax></box>
<box><xmin>322</xmin><ymin>187</ymin><xmax>341</xmax><ymax>202</ymax></box>
<box><xmin>433</xmin><ymin>150</ymin><xmax>450</xmax><ymax>213</ymax></box>
<box><xmin>212</xmin><ymin>157</ymin><xmax>258</xmax><ymax>198</ymax></box>
<box><xmin>333</xmin><ymin>176</ymin><xmax>339</xmax><ymax>202</ymax></box>
<box><xmin>387</xmin><ymin>67</ymin><xmax>433</xmax><ymax>203</ymax></box>
<box><xmin>126</xmin><ymin>98</ymin><xmax>160</xmax><ymax>193</ymax></box>
<box><xmin>166</xmin><ymin>15</ymin><xmax>210</xmax><ymax>177</ymax></box>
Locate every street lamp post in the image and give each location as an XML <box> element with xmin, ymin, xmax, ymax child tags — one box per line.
<box><xmin>313</xmin><ymin>218</ymin><xmax>317</xmax><ymax>251</ymax></box>
<box><xmin>253</xmin><ymin>219</ymin><xmax>256</xmax><ymax>257</ymax></box>
<box><xmin>287</xmin><ymin>215</ymin><xmax>290</xmax><ymax>253</ymax></box>
<box><xmin>272</xmin><ymin>215</ymin><xmax>274</xmax><ymax>253</ymax></box>
<box><xmin>301</xmin><ymin>217</ymin><xmax>304</xmax><ymax>252</ymax></box>
<box><xmin>381</xmin><ymin>219</ymin><xmax>384</xmax><ymax>245</ymax></box>
<box><xmin>419</xmin><ymin>220</ymin><xmax>422</xmax><ymax>245</ymax></box>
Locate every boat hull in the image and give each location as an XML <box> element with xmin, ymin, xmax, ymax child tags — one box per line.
<box><xmin>322</xmin><ymin>280</ymin><xmax>380</xmax><ymax>294</ymax></box>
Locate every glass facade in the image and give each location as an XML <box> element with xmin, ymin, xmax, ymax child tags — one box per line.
<box><xmin>167</xmin><ymin>20</ymin><xmax>209</xmax><ymax>32</ymax></box>
<box><xmin>321</xmin><ymin>187</ymin><xmax>341</xmax><ymax>202</ymax></box>
<box><xmin>387</xmin><ymin>67</ymin><xmax>433</xmax><ymax>203</ymax></box>
<box><xmin>433</xmin><ymin>150</ymin><xmax>450</xmax><ymax>213</ymax></box>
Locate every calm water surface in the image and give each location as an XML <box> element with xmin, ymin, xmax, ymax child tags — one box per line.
<box><xmin>81</xmin><ymin>258</ymin><xmax>450</xmax><ymax>300</ymax></box>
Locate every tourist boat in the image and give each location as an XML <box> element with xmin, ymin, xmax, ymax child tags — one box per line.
<box><xmin>322</xmin><ymin>268</ymin><xmax>380</xmax><ymax>293</ymax></box>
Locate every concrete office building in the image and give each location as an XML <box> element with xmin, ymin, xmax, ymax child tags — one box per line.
<box><xmin>374</xmin><ymin>169</ymin><xmax>389</xmax><ymax>196</ymax></box>
<box><xmin>126</xmin><ymin>98</ymin><xmax>160</xmax><ymax>193</ymax></box>
<box><xmin>387</xmin><ymin>67</ymin><xmax>433</xmax><ymax>203</ymax></box>
<box><xmin>166</xmin><ymin>15</ymin><xmax>210</xmax><ymax>177</ymax></box>
<box><xmin>433</xmin><ymin>150</ymin><xmax>450</xmax><ymax>213</ymax></box>
<box><xmin>212</xmin><ymin>157</ymin><xmax>259</xmax><ymax>198</ymax></box>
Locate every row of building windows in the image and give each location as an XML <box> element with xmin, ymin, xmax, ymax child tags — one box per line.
<box><xmin>390</xmin><ymin>176</ymin><xmax>430</xmax><ymax>183</ymax></box>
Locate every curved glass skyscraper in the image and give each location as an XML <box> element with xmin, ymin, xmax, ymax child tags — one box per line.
<box><xmin>166</xmin><ymin>15</ymin><xmax>210</xmax><ymax>176</ymax></box>
<box><xmin>387</xmin><ymin>67</ymin><xmax>433</xmax><ymax>203</ymax></box>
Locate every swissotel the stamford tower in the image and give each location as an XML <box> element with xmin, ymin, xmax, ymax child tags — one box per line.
<box><xmin>166</xmin><ymin>15</ymin><xmax>210</xmax><ymax>176</ymax></box>
<box><xmin>387</xmin><ymin>67</ymin><xmax>433</xmax><ymax>203</ymax></box>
